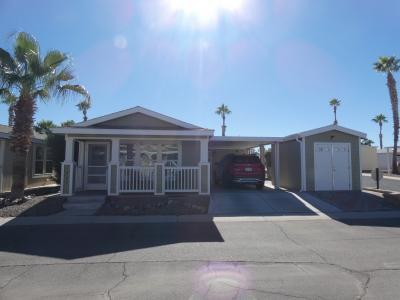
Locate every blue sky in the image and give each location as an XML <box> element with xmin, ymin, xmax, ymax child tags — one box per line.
<box><xmin>1</xmin><ymin>0</ymin><xmax>400</xmax><ymax>146</ymax></box>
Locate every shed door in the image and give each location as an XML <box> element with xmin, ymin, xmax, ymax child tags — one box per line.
<box><xmin>314</xmin><ymin>143</ymin><xmax>351</xmax><ymax>191</ymax></box>
<box><xmin>314</xmin><ymin>143</ymin><xmax>334</xmax><ymax>191</ymax></box>
<box><xmin>332</xmin><ymin>144</ymin><xmax>351</xmax><ymax>190</ymax></box>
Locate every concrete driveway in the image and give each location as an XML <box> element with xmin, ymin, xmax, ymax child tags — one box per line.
<box><xmin>209</xmin><ymin>186</ymin><xmax>319</xmax><ymax>216</ymax></box>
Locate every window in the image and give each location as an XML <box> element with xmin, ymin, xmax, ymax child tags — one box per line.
<box><xmin>33</xmin><ymin>145</ymin><xmax>53</xmax><ymax>176</ymax></box>
<box><xmin>140</xmin><ymin>144</ymin><xmax>158</xmax><ymax>166</ymax></box>
<box><xmin>119</xmin><ymin>143</ymin><xmax>135</xmax><ymax>166</ymax></box>
<box><xmin>118</xmin><ymin>142</ymin><xmax>181</xmax><ymax>166</ymax></box>
<box><xmin>161</xmin><ymin>143</ymin><xmax>179</xmax><ymax>166</ymax></box>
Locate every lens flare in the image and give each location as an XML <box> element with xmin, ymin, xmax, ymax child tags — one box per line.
<box><xmin>166</xmin><ymin>0</ymin><xmax>244</xmax><ymax>27</ymax></box>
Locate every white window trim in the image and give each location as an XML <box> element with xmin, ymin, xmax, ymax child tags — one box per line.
<box><xmin>32</xmin><ymin>144</ymin><xmax>53</xmax><ymax>178</ymax></box>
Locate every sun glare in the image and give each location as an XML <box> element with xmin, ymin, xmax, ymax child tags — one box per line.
<box><xmin>166</xmin><ymin>0</ymin><xmax>244</xmax><ymax>27</ymax></box>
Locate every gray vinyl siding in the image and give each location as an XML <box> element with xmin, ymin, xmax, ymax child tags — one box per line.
<box><xmin>278</xmin><ymin>140</ymin><xmax>301</xmax><ymax>190</ymax></box>
<box><xmin>181</xmin><ymin>141</ymin><xmax>200</xmax><ymax>166</ymax></box>
<box><xmin>92</xmin><ymin>112</ymin><xmax>185</xmax><ymax>130</ymax></box>
<box><xmin>305</xmin><ymin>130</ymin><xmax>361</xmax><ymax>191</ymax></box>
<box><xmin>270</xmin><ymin>141</ymin><xmax>301</xmax><ymax>190</ymax></box>
<box><xmin>1</xmin><ymin>140</ymin><xmax>55</xmax><ymax>192</ymax></box>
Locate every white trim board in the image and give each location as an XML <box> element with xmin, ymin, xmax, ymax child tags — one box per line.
<box><xmin>72</xmin><ymin>106</ymin><xmax>204</xmax><ymax>129</ymax></box>
<box><xmin>282</xmin><ymin>124</ymin><xmax>367</xmax><ymax>141</ymax></box>
<box><xmin>52</xmin><ymin>127</ymin><xmax>214</xmax><ymax>137</ymax></box>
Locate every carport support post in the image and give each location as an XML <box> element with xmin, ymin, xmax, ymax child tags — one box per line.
<box><xmin>274</xmin><ymin>142</ymin><xmax>280</xmax><ymax>190</ymax></box>
<box><xmin>199</xmin><ymin>138</ymin><xmax>210</xmax><ymax>195</ymax></box>
<box><xmin>61</xmin><ymin>136</ymin><xmax>75</xmax><ymax>196</ymax></box>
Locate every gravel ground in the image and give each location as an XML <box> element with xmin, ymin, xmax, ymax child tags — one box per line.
<box><xmin>0</xmin><ymin>194</ymin><xmax>65</xmax><ymax>217</ymax></box>
<box><xmin>96</xmin><ymin>194</ymin><xmax>210</xmax><ymax>216</ymax></box>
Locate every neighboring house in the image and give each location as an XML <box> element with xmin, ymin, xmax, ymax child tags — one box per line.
<box><xmin>377</xmin><ymin>147</ymin><xmax>400</xmax><ymax>173</ymax></box>
<box><xmin>361</xmin><ymin>145</ymin><xmax>378</xmax><ymax>172</ymax></box>
<box><xmin>0</xmin><ymin>125</ymin><xmax>56</xmax><ymax>193</ymax></box>
<box><xmin>52</xmin><ymin>106</ymin><xmax>367</xmax><ymax>196</ymax></box>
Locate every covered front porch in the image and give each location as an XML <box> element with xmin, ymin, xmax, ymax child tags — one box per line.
<box><xmin>60</xmin><ymin>135</ymin><xmax>211</xmax><ymax>196</ymax></box>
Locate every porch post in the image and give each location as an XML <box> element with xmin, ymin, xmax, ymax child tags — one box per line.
<box><xmin>154</xmin><ymin>163</ymin><xmax>165</xmax><ymax>195</ymax></box>
<box><xmin>108</xmin><ymin>138</ymin><xmax>120</xmax><ymax>196</ymax></box>
<box><xmin>274</xmin><ymin>142</ymin><xmax>280</xmax><ymax>190</ymax></box>
<box><xmin>199</xmin><ymin>138</ymin><xmax>210</xmax><ymax>195</ymax></box>
<box><xmin>75</xmin><ymin>141</ymin><xmax>84</xmax><ymax>191</ymax></box>
<box><xmin>0</xmin><ymin>140</ymin><xmax>5</xmax><ymax>193</ymax></box>
<box><xmin>61</xmin><ymin>136</ymin><xmax>75</xmax><ymax>196</ymax></box>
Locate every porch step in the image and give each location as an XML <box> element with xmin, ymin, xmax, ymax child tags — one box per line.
<box><xmin>63</xmin><ymin>195</ymin><xmax>106</xmax><ymax>211</ymax></box>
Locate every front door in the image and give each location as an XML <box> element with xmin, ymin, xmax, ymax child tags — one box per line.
<box><xmin>85</xmin><ymin>142</ymin><xmax>109</xmax><ymax>190</ymax></box>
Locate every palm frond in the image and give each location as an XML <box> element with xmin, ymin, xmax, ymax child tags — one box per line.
<box><xmin>56</xmin><ymin>84</ymin><xmax>89</xmax><ymax>100</ymax></box>
<box><xmin>0</xmin><ymin>88</ymin><xmax>17</xmax><ymax>105</ymax></box>
<box><xmin>43</xmin><ymin>50</ymin><xmax>68</xmax><ymax>70</ymax></box>
<box><xmin>13</xmin><ymin>32</ymin><xmax>40</xmax><ymax>67</ymax></box>
<box><xmin>0</xmin><ymin>48</ymin><xmax>17</xmax><ymax>72</ymax></box>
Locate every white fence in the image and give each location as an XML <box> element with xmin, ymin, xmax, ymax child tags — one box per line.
<box><xmin>165</xmin><ymin>167</ymin><xmax>199</xmax><ymax>192</ymax></box>
<box><xmin>119</xmin><ymin>166</ymin><xmax>155</xmax><ymax>192</ymax></box>
<box><xmin>118</xmin><ymin>166</ymin><xmax>199</xmax><ymax>193</ymax></box>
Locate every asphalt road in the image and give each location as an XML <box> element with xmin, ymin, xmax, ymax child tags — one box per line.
<box><xmin>362</xmin><ymin>174</ymin><xmax>400</xmax><ymax>192</ymax></box>
<box><xmin>1</xmin><ymin>218</ymin><xmax>400</xmax><ymax>299</ymax></box>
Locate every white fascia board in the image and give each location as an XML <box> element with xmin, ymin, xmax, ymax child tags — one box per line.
<box><xmin>73</xmin><ymin>106</ymin><xmax>203</xmax><ymax>129</ymax></box>
<box><xmin>282</xmin><ymin>125</ymin><xmax>367</xmax><ymax>141</ymax></box>
<box><xmin>210</xmin><ymin>136</ymin><xmax>283</xmax><ymax>143</ymax></box>
<box><xmin>51</xmin><ymin>127</ymin><xmax>214</xmax><ymax>137</ymax></box>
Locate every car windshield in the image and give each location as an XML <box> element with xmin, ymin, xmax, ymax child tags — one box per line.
<box><xmin>233</xmin><ymin>156</ymin><xmax>260</xmax><ymax>163</ymax></box>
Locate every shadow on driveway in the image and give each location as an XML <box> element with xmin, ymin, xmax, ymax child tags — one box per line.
<box><xmin>0</xmin><ymin>222</ymin><xmax>224</xmax><ymax>259</ymax></box>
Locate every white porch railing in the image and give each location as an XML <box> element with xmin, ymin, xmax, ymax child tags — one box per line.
<box><xmin>119</xmin><ymin>166</ymin><xmax>155</xmax><ymax>193</ymax></box>
<box><xmin>165</xmin><ymin>166</ymin><xmax>199</xmax><ymax>192</ymax></box>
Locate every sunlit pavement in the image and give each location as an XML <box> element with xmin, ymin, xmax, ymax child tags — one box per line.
<box><xmin>1</xmin><ymin>218</ymin><xmax>400</xmax><ymax>299</ymax></box>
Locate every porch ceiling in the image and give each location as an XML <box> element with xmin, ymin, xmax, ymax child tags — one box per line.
<box><xmin>209</xmin><ymin>136</ymin><xmax>282</xmax><ymax>150</ymax></box>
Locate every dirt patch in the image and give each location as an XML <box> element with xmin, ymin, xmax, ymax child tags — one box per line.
<box><xmin>96</xmin><ymin>194</ymin><xmax>210</xmax><ymax>216</ymax></box>
<box><xmin>0</xmin><ymin>194</ymin><xmax>65</xmax><ymax>217</ymax></box>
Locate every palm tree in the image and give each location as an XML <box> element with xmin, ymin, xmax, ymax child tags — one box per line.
<box><xmin>34</xmin><ymin>120</ymin><xmax>56</xmax><ymax>134</ymax></box>
<box><xmin>0</xmin><ymin>90</ymin><xmax>17</xmax><ymax>126</ymax></box>
<box><xmin>374</xmin><ymin>56</ymin><xmax>400</xmax><ymax>174</ymax></box>
<box><xmin>61</xmin><ymin>120</ymin><xmax>75</xmax><ymax>127</ymax></box>
<box><xmin>0</xmin><ymin>32</ymin><xmax>89</xmax><ymax>199</ymax></box>
<box><xmin>215</xmin><ymin>104</ymin><xmax>231</xmax><ymax>136</ymax></box>
<box><xmin>76</xmin><ymin>98</ymin><xmax>91</xmax><ymax>121</ymax></box>
<box><xmin>361</xmin><ymin>138</ymin><xmax>375</xmax><ymax>146</ymax></box>
<box><xmin>372</xmin><ymin>114</ymin><xmax>388</xmax><ymax>149</ymax></box>
<box><xmin>329</xmin><ymin>98</ymin><xmax>341</xmax><ymax>125</ymax></box>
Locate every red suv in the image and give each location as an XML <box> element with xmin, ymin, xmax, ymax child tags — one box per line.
<box><xmin>217</xmin><ymin>154</ymin><xmax>265</xmax><ymax>189</ymax></box>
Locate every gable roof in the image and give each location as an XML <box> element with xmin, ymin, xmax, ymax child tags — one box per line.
<box><xmin>283</xmin><ymin>124</ymin><xmax>367</xmax><ymax>141</ymax></box>
<box><xmin>0</xmin><ymin>124</ymin><xmax>47</xmax><ymax>142</ymax></box>
<box><xmin>73</xmin><ymin>106</ymin><xmax>203</xmax><ymax>129</ymax></box>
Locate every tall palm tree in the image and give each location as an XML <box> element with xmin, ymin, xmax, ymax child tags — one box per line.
<box><xmin>0</xmin><ymin>89</ymin><xmax>17</xmax><ymax>126</ymax></box>
<box><xmin>76</xmin><ymin>98</ymin><xmax>91</xmax><ymax>121</ymax></box>
<box><xmin>0</xmin><ymin>32</ymin><xmax>89</xmax><ymax>199</ymax></box>
<box><xmin>372</xmin><ymin>114</ymin><xmax>388</xmax><ymax>149</ymax></box>
<box><xmin>374</xmin><ymin>56</ymin><xmax>400</xmax><ymax>174</ymax></box>
<box><xmin>329</xmin><ymin>98</ymin><xmax>341</xmax><ymax>125</ymax></box>
<box><xmin>215</xmin><ymin>104</ymin><xmax>231</xmax><ymax>136</ymax></box>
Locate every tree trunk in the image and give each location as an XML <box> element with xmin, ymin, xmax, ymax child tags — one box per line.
<box><xmin>10</xmin><ymin>94</ymin><xmax>36</xmax><ymax>199</ymax></box>
<box><xmin>83</xmin><ymin>109</ymin><xmax>87</xmax><ymax>121</ymax></box>
<box><xmin>333</xmin><ymin>106</ymin><xmax>338</xmax><ymax>125</ymax></box>
<box><xmin>8</xmin><ymin>105</ymin><xmax>14</xmax><ymax>127</ymax></box>
<box><xmin>387</xmin><ymin>72</ymin><xmax>399</xmax><ymax>174</ymax></box>
<box><xmin>222</xmin><ymin>115</ymin><xmax>226</xmax><ymax>136</ymax></box>
<box><xmin>379</xmin><ymin>123</ymin><xmax>383</xmax><ymax>149</ymax></box>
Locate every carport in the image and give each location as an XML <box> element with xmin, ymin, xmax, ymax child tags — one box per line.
<box><xmin>208</xmin><ymin>136</ymin><xmax>283</xmax><ymax>189</ymax></box>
